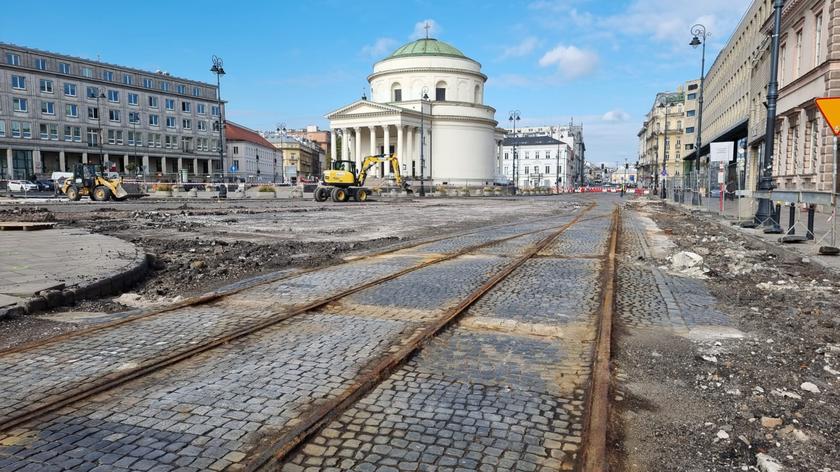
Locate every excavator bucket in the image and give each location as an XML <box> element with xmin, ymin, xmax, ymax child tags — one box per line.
<box><xmin>113</xmin><ymin>182</ymin><xmax>129</xmax><ymax>199</ymax></box>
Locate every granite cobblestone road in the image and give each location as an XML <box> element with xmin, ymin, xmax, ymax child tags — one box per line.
<box><xmin>281</xmin><ymin>202</ymin><xmax>616</xmax><ymax>471</ymax></box>
<box><xmin>0</xmin><ymin>202</ymin><xmax>598</xmax><ymax>471</ymax></box>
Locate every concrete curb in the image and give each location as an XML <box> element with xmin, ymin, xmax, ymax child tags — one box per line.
<box><xmin>0</xmin><ymin>252</ymin><xmax>151</xmax><ymax>320</ymax></box>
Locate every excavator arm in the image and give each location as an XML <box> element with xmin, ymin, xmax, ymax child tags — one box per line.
<box><xmin>357</xmin><ymin>154</ymin><xmax>411</xmax><ymax>192</ymax></box>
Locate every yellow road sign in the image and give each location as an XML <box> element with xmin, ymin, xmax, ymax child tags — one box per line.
<box><xmin>816</xmin><ymin>97</ymin><xmax>840</xmax><ymax>136</ymax></box>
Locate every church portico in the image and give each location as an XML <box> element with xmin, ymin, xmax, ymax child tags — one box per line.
<box><xmin>327</xmin><ymin>37</ymin><xmax>499</xmax><ymax>186</ymax></box>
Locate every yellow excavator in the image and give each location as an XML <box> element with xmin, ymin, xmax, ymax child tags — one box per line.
<box><xmin>314</xmin><ymin>154</ymin><xmax>412</xmax><ymax>202</ymax></box>
<box><xmin>61</xmin><ymin>163</ymin><xmax>129</xmax><ymax>201</ymax></box>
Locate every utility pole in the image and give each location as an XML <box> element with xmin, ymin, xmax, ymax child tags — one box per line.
<box><xmin>509</xmin><ymin>111</ymin><xmax>521</xmax><ymax>195</ymax></box>
<box><xmin>754</xmin><ymin>0</ymin><xmax>785</xmax><ymax>232</ymax></box>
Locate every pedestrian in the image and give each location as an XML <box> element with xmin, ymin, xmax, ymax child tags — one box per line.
<box><xmin>620</xmin><ymin>183</ymin><xmax>626</xmax><ymax>198</ymax></box>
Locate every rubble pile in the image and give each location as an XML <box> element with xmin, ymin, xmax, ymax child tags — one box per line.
<box><xmin>625</xmin><ymin>204</ymin><xmax>840</xmax><ymax>471</ymax></box>
<box><xmin>0</xmin><ymin>207</ymin><xmax>56</xmax><ymax>222</ymax></box>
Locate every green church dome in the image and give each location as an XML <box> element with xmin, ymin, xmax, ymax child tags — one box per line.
<box><xmin>387</xmin><ymin>38</ymin><xmax>467</xmax><ymax>59</ymax></box>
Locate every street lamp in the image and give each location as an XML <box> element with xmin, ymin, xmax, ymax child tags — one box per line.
<box><xmin>754</xmin><ymin>0</ymin><xmax>784</xmax><ymax>232</ymax></box>
<box><xmin>555</xmin><ymin>139</ymin><xmax>561</xmax><ymax>194</ymax></box>
<box><xmin>509</xmin><ymin>110</ymin><xmax>521</xmax><ymax>195</ymax></box>
<box><xmin>690</xmin><ymin>24</ymin><xmax>709</xmax><ymax>206</ymax></box>
<box><xmin>210</xmin><ymin>55</ymin><xmax>226</xmax><ymax>180</ymax></box>
<box><xmin>95</xmin><ymin>90</ymin><xmax>106</xmax><ymax>166</ymax></box>
<box><xmin>420</xmin><ymin>87</ymin><xmax>429</xmax><ymax>197</ymax></box>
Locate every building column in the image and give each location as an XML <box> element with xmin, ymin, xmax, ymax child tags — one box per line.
<box><xmin>396</xmin><ymin>125</ymin><xmax>404</xmax><ymax>175</ymax></box>
<box><xmin>123</xmin><ymin>154</ymin><xmax>130</xmax><ymax>172</ymax></box>
<box><xmin>161</xmin><ymin>156</ymin><xmax>167</xmax><ymax>174</ymax></box>
<box><xmin>330</xmin><ymin>129</ymin><xmax>337</xmax><ymax>164</ymax></box>
<box><xmin>354</xmin><ymin>127</ymin><xmax>362</xmax><ymax>170</ymax></box>
<box><xmin>142</xmin><ymin>155</ymin><xmax>150</xmax><ymax>176</ymax></box>
<box><xmin>177</xmin><ymin>157</ymin><xmax>184</xmax><ymax>173</ymax></box>
<box><xmin>341</xmin><ymin>129</ymin><xmax>349</xmax><ymax>161</ymax></box>
<box><xmin>368</xmin><ymin>126</ymin><xmax>377</xmax><ymax>157</ymax></box>
<box><xmin>406</xmin><ymin>127</ymin><xmax>415</xmax><ymax>176</ymax></box>
<box><xmin>103</xmin><ymin>153</ymin><xmax>110</xmax><ymax>166</ymax></box>
<box><xmin>59</xmin><ymin>151</ymin><xmax>66</xmax><ymax>172</ymax></box>
<box><xmin>193</xmin><ymin>158</ymin><xmax>199</xmax><ymax>177</ymax></box>
<box><xmin>383</xmin><ymin>126</ymin><xmax>391</xmax><ymax>176</ymax></box>
<box><xmin>82</xmin><ymin>152</ymin><xmax>88</xmax><ymax>164</ymax></box>
<box><xmin>5</xmin><ymin>148</ymin><xmax>12</xmax><ymax>179</ymax></box>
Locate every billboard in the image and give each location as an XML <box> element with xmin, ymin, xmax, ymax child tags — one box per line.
<box><xmin>710</xmin><ymin>142</ymin><xmax>734</xmax><ymax>162</ymax></box>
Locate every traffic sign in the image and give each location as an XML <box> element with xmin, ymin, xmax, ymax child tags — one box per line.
<box><xmin>816</xmin><ymin>97</ymin><xmax>840</xmax><ymax>136</ymax></box>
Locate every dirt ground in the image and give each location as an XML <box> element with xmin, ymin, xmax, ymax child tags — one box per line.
<box><xmin>0</xmin><ymin>196</ymin><xmax>581</xmax><ymax>348</ymax></box>
<box><xmin>613</xmin><ymin>200</ymin><xmax>839</xmax><ymax>471</ymax></box>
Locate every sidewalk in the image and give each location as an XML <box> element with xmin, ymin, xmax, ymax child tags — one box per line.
<box><xmin>0</xmin><ymin>228</ymin><xmax>149</xmax><ymax>316</ymax></box>
<box><xmin>654</xmin><ymin>194</ymin><xmax>840</xmax><ymax>274</ymax></box>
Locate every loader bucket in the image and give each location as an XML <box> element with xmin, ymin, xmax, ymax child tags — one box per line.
<box><xmin>114</xmin><ymin>184</ymin><xmax>129</xmax><ymax>199</ymax></box>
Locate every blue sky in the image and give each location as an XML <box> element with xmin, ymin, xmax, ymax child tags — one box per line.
<box><xmin>1</xmin><ymin>0</ymin><xmax>750</xmax><ymax>165</ymax></box>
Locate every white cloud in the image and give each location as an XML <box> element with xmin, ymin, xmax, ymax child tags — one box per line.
<box><xmin>361</xmin><ymin>37</ymin><xmax>399</xmax><ymax>58</ymax></box>
<box><xmin>410</xmin><ymin>19</ymin><xmax>442</xmax><ymax>40</ymax></box>
<box><xmin>500</xmin><ymin>37</ymin><xmax>540</xmax><ymax>60</ymax></box>
<box><xmin>486</xmin><ymin>73</ymin><xmax>534</xmax><ymax>88</ymax></box>
<box><xmin>538</xmin><ymin>44</ymin><xmax>598</xmax><ymax>79</ymax></box>
<box><xmin>602</xmin><ymin>109</ymin><xmax>631</xmax><ymax>122</ymax></box>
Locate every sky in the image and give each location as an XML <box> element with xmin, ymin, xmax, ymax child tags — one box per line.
<box><xmin>0</xmin><ymin>0</ymin><xmax>751</xmax><ymax>166</ymax></box>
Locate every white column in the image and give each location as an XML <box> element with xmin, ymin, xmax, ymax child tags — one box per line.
<box><xmin>368</xmin><ymin>126</ymin><xmax>377</xmax><ymax>157</ymax></box>
<box><xmin>330</xmin><ymin>129</ymin><xmax>337</xmax><ymax>164</ymax></box>
<box><xmin>33</xmin><ymin>149</ymin><xmax>42</xmax><ymax>175</ymax></box>
<box><xmin>82</xmin><ymin>152</ymin><xmax>88</xmax><ymax>164</ymax></box>
<box><xmin>193</xmin><ymin>158</ymin><xmax>199</xmax><ymax>177</ymax></box>
<box><xmin>177</xmin><ymin>157</ymin><xmax>184</xmax><ymax>172</ymax></box>
<box><xmin>123</xmin><ymin>154</ymin><xmax>130</xmax><ymax>172</ymax></box>
<box><xmin>59</xmin><ymin>151</ymin><xmax>66</xmax><ymax>172</ymax></box>
<box><xmin>5</xmin><ymin>148</ymin><xmax>12</xmax><ymax>179</ymax></box>
<box><xmin>142</xmin><ymin>155</ymin><xmax>150</xmax><ymax>176</ymax></box>
<box><xmin>103</xmin><ymin>153</ymin><xmax>109</xmax><ymax>165</ymax></box>
<box><xmin>341</xmin><ymin>129</ymin><xmax>349</xmax><ymax>161</ymax></box>
<box><xmin>161</xmin><ymin>156</ymin><xmax>167</xmax><ymax>174</ymax></box>
<box><xmin>396</xmin><ymin>125</ymin><xmax>404</xmax><ymax>170</ymax></box>
<box><xmin>383</xmin><ymin>126</ymin><xmax>391</xmax><ymax>175</ymax></box>
<box><xmin>354</xmin><ymin>126</ymin><xmax>362</xmax><ymax>170</ymax></box>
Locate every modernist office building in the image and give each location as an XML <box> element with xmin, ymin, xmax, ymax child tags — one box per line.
<box><xmin>0</xmin><ymin>43</ymin><xmax>224</xmax><ymax>180</ymax></box>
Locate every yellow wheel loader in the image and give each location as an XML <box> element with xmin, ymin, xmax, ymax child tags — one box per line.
<box><xmin>61</xmin><ymin>163</ymin><xmax>129</xmax><ymax>202</ymax></box>
<box><xmin>314</xmin><ymin>154</ymin><xmax>412</xmax><ymax>202</ymax></box>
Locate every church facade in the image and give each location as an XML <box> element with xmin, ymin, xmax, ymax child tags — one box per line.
<box><xmin>326</xmin><ymin>38</ymin><xmax>504</xmax><ymax>186</ymax></box>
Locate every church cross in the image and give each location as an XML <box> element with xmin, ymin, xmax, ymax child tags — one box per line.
<box><xmin>424</xmin><ymin>22</ymin><xmax>431</xmax><ymax>39</ymax></box>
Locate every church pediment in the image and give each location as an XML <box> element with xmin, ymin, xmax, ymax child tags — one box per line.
<box><xmin>326</xmin><ymin>100</ymin><xmax>406</xmax><ymax>119</ymax></box>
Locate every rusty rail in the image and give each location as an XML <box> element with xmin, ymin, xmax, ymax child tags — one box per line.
<box><xmin>0</xmin><ymin>206</ymin><xmax>593</xmax><ymax>435</ymax></box>
<box><xmin>579</xmin><ymin>206</ymin><xmax>620</xmax><ymax>471</ymax></box>
<box><xmin>244</xmin><ymin>204</ymin><xmax>597</xmax><ymax>471</ymax></box>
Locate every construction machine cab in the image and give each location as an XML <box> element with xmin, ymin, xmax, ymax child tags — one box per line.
<box><xmin>332</xmin><ymin>160</ymin><xmax>356</xmax><ymax>173</ymax></box>
<box><xmin>61</xmin><ymin>163</ymin><xmax>129</xmax><ymax>202</ymax></box>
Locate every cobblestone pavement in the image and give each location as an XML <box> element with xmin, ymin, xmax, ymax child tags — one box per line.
<box><xmin>280</xmin><ymin>201</ymin><xmax>615</xmax><ymax>471</ymax></box>
<box><xmin>0</xmin><ymin>214</ymin><xmax>577</xmax><ymax>429</ymax></box>
<box><xmin>0</xmin><ymin>206</ymin><xmax>589</xmax><ymax>471</ymax></box>
<box><xmin>616</xmin><ymin>208</ymin><xmax>732</xmax><ymax>334</ymax></box>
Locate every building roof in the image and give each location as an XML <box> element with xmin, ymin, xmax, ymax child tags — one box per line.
<box><xmin>225</xmin><ymin>122</ymin><xmax>275</xmax><ymax>149</ymax></box>
<box><xmin>387</xmin><ymin>38</ymin><xmax>466</xmax><ymax>59</ymax></box>
<box><xmin>502</xmin><ymin>136</ymin><xmax>563</xmax><ymax>146</ymax></box>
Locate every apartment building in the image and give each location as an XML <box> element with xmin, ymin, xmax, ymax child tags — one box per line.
<box><xmin>505</xmin><ymin>123</ymin><xmax>585</xmax><ymax>184</ymax></box>
<box><xmin>638</xmin><ymin>88</ymin><xmax>687</xmax><ymax>189</ymax></box>
<box><xmin>0</xmin><ymin>43</ymin><xmax>224</xmax><ymax>180</ymax></box>
<box><xmin>286</xmin><ymin>125</ymin><xmax>332</xmax><ymax>169</ymax></box>
<box><xmin>265</xmin><ymin>132</ymin><xmax>323</xmax><ymax>182</ymax></box>
<box><xmin>500</xmin><ymin>136</ymin><xmax>573</xmax><ymax>190</ymax></box>
<box><xmin>226</xmin><ymin>122</ymin><xmax>281</xmax><ymax>182</ymax></box>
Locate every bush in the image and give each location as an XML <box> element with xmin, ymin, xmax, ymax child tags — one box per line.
<box><xmin>257</xmin><ymin>184</ymin><xmax>275</xmax><ymax>193</ymax></box>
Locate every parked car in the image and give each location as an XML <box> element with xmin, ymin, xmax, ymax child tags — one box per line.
<box><xmin>7</xmin><ymin>180</ymin><xmax>38</xmax><ymax>192</ymax></box>
<box><xmin>35</xmin><ymin>180</ymin><xmax>54</xmax><ymax>191</ymax></box>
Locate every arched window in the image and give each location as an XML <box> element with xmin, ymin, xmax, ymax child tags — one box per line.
<box><xmin>391</xmin><ymin>82</ymin><xmax>402</xmax><ymax>102</ymax></box>
<box><xmin>474</xmin><ymin>85</ymin><xmax>481</xmax><ymax>104</ymax></box>
<box><xmin>435</xmin><ymin>80</ymin><xmax>447</xmax><ymax>101</ymax></box>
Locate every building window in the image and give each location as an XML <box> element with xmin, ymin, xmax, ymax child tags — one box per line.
<box><xmin>815</xmin><ymin>14</ymin><xmax>823</xmax><ymax>66</ymax></box>
<box><xmin>779</xmin><ymin>44</ymin><xmax>786</xmax><ymax>87</ymax></box>
<box><xmin>41</xmin><ymin>101</ymin><xmax>55</xmax><ymax>115</ymax></box>
<box><xmin>197</xmin><ymin>120</ymin><xmax>207</xmax><ymax>131</ymax></box>
<box><xmin>686</xmin><ymin>109</ymin><xmax>696</xmax><ymax>117</ymax></box>
<box><xmin>193</xmin><ymin>86</ymin><xmax>201</xmax><ymax>97</ymax></box>
<box><xmin>160</xmin><ymin>81</ymin><xmax>170</xmax><ymax>92</ymax></box>
<box><xmin>88</xmin><ymin>107</ymin><xmax>99</xmax><ymax>120</ymax></box>
<box><xmin>166</xmin><ymin>116</ymin><xmax>176</xmax><ymax>128</ymax></box>
<box><xmin>123</xmin><ymin>74</ymin><xmax>133</xmax><ymax>85</ymax></box>
<box><xmin>687</xmin><ymin>93</ymin><xmax>697</xmax><ymax>100</ymax></box>
<box><xmin>393</xmin><ymin>88</ymin><xmax>402</xmax><ymax>102</ymax></box>
<box><xmin>181</xmin><ymin>101</ymin><xmax>191</xmax><ymax>113</ymax></box>
<box><xmin>182</xmin><ymin>119</ymin><xmax>191</xmax><ymax>130</ymax></box>
<box><xmin>524</xmin><ymin>166</ymin><xmax>529</xmax><ymax>174</ymax></box>
<box><xmin>196</xmin><ymin>103</ymin><xmax>206</xmax><ymax>114</ymax></box>
<box><xmin>13</xmin><ymin>98</ymin><xmax>27</xmax><ymax>112</ymax></box>
<box><xmin>11</xmin><ymin>75</ymin><xmax>25</xmax><ymax>90</ymax></box>
<box><xmin>6</xmin><ymin>53</ymin><xmax>20</xmax><ymax>65</ymax></box>
<box><xmin>59</xmin><ymin>62</ymin><xmax>70</xmax><ymax>74</ymax></box>
<box><xmin>795</xmin><ymin>29</ymin><xmax>803</xmax><ymax>78</ymax></box>
<box><xmin>40</xmin><ymin>79</ymin><xmax>53</xmax><ymax>93</ymax></box>
<box><xmin>524</xmin><ymin>151</ymin><xmax>530</xmax><ymax>159</ymax></box>
<box><xmin>64</xmin><ymin>83</ymin><xmax>77</xmax><ymax>96</ymax></box>
<box><xmin>107</xmin><ymin>90</ymin><xmax>119</xmax><ymax>102</ymax></box>
<box><xmin>685</xmin><ymin>127</ymin><xmax>695</xmax><ymax>133</ymax></box>
<box><xmin>165</xmin><ymin>98</ymin><xmax>175</xmax><ymax>110</ymax></box>
<box><xmin>504</xmin><ymin>152</ymin><xmax>509</xmax><ymax>160</ymax></box>
<box><xmin>213</xmin><ymin>121</ymin><xmax>220</xmax><ymax>131</ymax></box>
<box><xmin>86</xmin><ymin>86</ymin><xmax>99</xmax><ymax>99</ymax></box>
<box><xmin>81</xmin><ymin>67</ymin><xmax>93</xmax><ymax>78</ymax></box>
<box><xmin>233</xmin><ymin>146</ymin><xmax>239</xmax><ymax>154</ymax></box>
<box><xmin>103</xmin><ymin>70</ymin><xmax>114</xmax><ymax>81</ymax></box>
<box><xmin>35</xmin><ymin>58</ymin><xmax>47</xmax><ymax>70</ymax></box>
<box><xmin>211</xmin><ymin>105</ymin><xmax>220</xmax><ymax>116</ymax></box>
<box><xmin>0</xmin><ymin>121</ymin><xmax>5</xmax><ymax>137</ymax></box>
<box><xmin>175</xmin><ymin>84</ymin><xmax>185</xmax><ymax>94</ymax></box>
<box><xmin>149</xmin><ymin>114</ymin><xmax>159</xmax><ymax>126</ymax></box>
<box><xmin>148</xmin><ymin>96</ymin><xmax>159</xmax><ymax>108</ymax></box>
<box><xmin>128</xmin><ymin>93</ymin><xmax>139</xmax><ymax>106</ymax></box>
<box><xmin>143</xmin><ymin>78</ymin><xmax>154</xmax><ymax>88</ymax></box>
<box><xmin>109</xmin><ymin>109</ymin><xmax>120</xmax><ymax>122</ymax></box>
<box><xmin>545</xmin><ymin>165</ymin><xmax>551</xmax><ymax>174</ymax></box>
<box><xmin>87</xmin><ymin>129</ymin><xmax>99</xmax><ymax>146</ymax></box>
<box><xmin>535</xmin><ymin>151</ymin><xmax>540</xmax><ymax>159</ymax></box>
<box><xmin>128</xmin><ymin>111</ymin><xmax>140</xmax><ymax>124</ymax></box>
<box><xmin>435</xmin><ymin>87</ymin><xmax>446</xmax><ymax>101</ymax></box>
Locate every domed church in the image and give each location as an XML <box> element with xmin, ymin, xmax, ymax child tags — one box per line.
<box><xmin>326</xmin><ymin>37</ymin><xmax>504</xmax><ymax>185</ymax></box>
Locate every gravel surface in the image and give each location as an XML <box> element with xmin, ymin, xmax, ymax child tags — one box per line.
<box><xmin>612</xmin><ymin>200</ymin><xmax>839</xmax><ymax>471</ymax></box>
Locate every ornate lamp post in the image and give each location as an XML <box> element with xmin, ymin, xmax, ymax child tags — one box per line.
<box><xmin>509</xmin><ymin>110</ymin><xmax>521</xmax><ymax>195</ymax></box>
<box><xmin>420</xmin><ymin>87</ymin><xmax>429</xmax><ymax>197</ymax></box>
<box><xmin>690</xmin><ymin>24</ymin><xmax>709</xmax><ymax>206</ymax></box>
<box><xmin>210</xmin><ymin>55</ymin><xmax>226</xmax><ymax>180</ymax></box>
